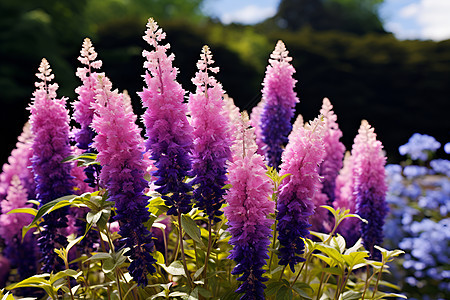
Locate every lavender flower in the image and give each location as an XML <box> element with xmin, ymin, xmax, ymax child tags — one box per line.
<box><xmin>276</xmin><ymin>117</ymin><xmax>325</xmax><ymax>271</ymax></box>
<box><xmin>29</xmin><ymin>58</ymin><xmax>74</xmax><ymax>272</ymax></box>
<box><xmin>353</xmin><ymin>120</ymin><xmax>388</xmax><ymax>260</ymax></box>
<box><xmin>224</xmin><ymin>112</ymin><xmax>274</xmax><ymax>299</ymax></box>
<box><xmin>260</xmin><ymin>40</ymin><xmax>299</xmax><ymax>169</ymax></box>
<box><xmin>189</xmin><ymin>46</ymin><xmax>232</xmax><ymax>222</ymax></box>
<box><xmin>138</xmin><ymin>18</ymin><xmax>194</xmax><ymax>216</ymax></box>
<box><xmin>91</xmin><ymin>75</ymin><xmax>156</xmax><ymax>286</ymax></box>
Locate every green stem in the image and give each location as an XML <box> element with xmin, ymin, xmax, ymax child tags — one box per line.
<box><xmin>178</xmin><ymin>214</ymin><xmax>194</xmax><ymax>289</ymax></box>
<box><xmin>371</xmin><ymin>264</ymin><xmax>384</xmax><ymax>299</ymax></box>
<box><xmin>116</xmin><ymin>270</ymin><xmax>123</xmax><ymax>300</ymax></box>
<box><xmin>170</xmin><ymin>224</ymin><xmax>180</xmax><ymax>263</ymax></box>
<box><xmin>362</xmin><ymin>265</ymin><xmax>371</xmax><ymax>300</ymax></box>
<box><xmin>193</xmin><ymin>239</ymin><xmax>200</xmax><ymax>269</ymax></box>
<box><xmin>315</xmin><ymin>270</ymin><xmax>326</xmax><ymax>300</ymax></box>
<box><xmin>290</xmin><ymin>251</ymin><xmax>312</xmax><ymax>288</ymax></box>
<box><xmin>203</xmin><ymin>219</ymin><xmax>213</xmax><ymax>288</ymax></box>
<box><xmin>268</xmin><ymin>219</ymin><xmax>278</xmax><ymax>272</ymax></box>
<box><xmin>279</xmin><ymin>265</ymin><xmax>287</xmax><ymax>281</ymax></box>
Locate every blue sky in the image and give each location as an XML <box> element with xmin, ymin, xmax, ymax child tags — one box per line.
<box><xmin>202</xmin><ymin>0</ymin><xmax>450</xmax><ymax>41</ymax></box>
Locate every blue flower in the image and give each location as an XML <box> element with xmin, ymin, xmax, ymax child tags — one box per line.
<box><xmin>398</xmin><ymin>133</ymin><xmax>441</xmax><ymax>160</ymax></box>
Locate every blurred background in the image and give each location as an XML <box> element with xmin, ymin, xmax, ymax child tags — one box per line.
<box><xmin>1</xmin><ymin>0</ymin><xmax>449</xmax><ymax>165</ymax></box>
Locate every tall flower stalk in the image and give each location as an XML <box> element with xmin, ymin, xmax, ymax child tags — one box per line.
<box><xmin>260</xmin><ymin>40</ymin><xmax>299</xmax><ymax>169</ymax></box>
<box><xmin>73</xmin><ymin>37</ymin><xmax>103</xmax><ymax>188</ymax></box>
<box><xmin>138</xmin><ymin>18</ymin><xmax>194</xmax><ymax>216</ymax></box>
<box><xmin>91</xmin><ymin>75</ymin><xmax>156</xmax><ymax>286</ymax></box>
<box><xmin>189</xmin><ymin>45</ymin><xmax>231</xmax><ymax>222</ymax></box>
<box><xmin>353</xmin><ymin>120</ymin><xmax>388</xmax><ymax>260</ymax></box>
<box><xmin>276</xmin><ymin>117</ymin><xmax>325</xmax><ymax>272</ymax></box>
<box><xmin>224</xmin><ymin>112</ymin><xmax>274</xmax><ymax>299</ymax></box>
<box><xmin>29</xmin><ymin>58</ymin><xmax>74</xmax><ymax>272</ymax></box>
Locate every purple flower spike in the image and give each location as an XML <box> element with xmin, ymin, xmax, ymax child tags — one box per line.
<box><xmin>138</xmin><ymin>18</ymin><xmax>194</xmax><ymax>216</ymax></box>
<box><xmin>92</xmin><ymin>75</ymin><xmax>156</xmax><ymax>286</ymax></box>
<box><xmin>29</xmin><ymin>58</ymin><xmax>74</xmax><ymax>272</ymax></box>
<box><xmin>353</xmin><ymin>120</ymin><xmax>388</xmax><ymax>260</ymax></box>
<box><xmin>276</xmin><ymin>117</ymin><xmax>326</xmax><ymax>272</ymax></box>
<box><xmin>189</xmin><ymin>45</ymin><xmax>232</xmax><ymax>222</ymax></box>
<box><xmin>224</xmin><ymin>112</ymin><xmax>274</xmax><ymax>300</ymax></box>
<box><xmin>260</xmin><ymin>40</ymin><xmax>299</xmax><ymax>169</ymax></box>
<box><xmin>73</xmin><ymin>38</ymin><xmax>104</xmax><ymax>188</ymax></box>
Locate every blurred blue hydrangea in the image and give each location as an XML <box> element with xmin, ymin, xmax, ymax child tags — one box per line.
<box><xmin>445</xmin><ymin>142</ymin><xmax>450</xmax><ymax>154</ymax></box>
<box><xmin>384</xmin><ymin>133</ymin><xmax>449</xmax><ymax>299</ymax></box>
<box><xmin>398</xmin><ymin>133</ymin><xmax>441</xmax><ymax>160</ymax></box>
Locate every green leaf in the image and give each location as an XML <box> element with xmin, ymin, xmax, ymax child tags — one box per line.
<box><xmin>152</xmin><ymin>251</ymin><xmax>165</xmax><ymax>265</ymax></box>
<box><xmin>6</xmin><ymin>274</ymin><xmax>51</xmax><ymax>290</ymax></box>
<box><xmin>320</xmin><ymin>267</ymin><xmax>342</xmax><ymax>276</ymax></box>
<box><xmin>341</xmin><ymin>291</ymin><xmax>362</xmax><ymax>300</ymax></box>
<box><xmin>29</xmin><ymin>195</ymin><xmax>78</xmax><ymax>227</ymax></box>
<box><xmin>222</xmin><ymin>184</ymin><xmax>232</xmax><ymax>189</ymax></box>
<box><xmin>181</xmin><ymin>214</ymin><xmax>205</xmax><ymax>247</ymax></box>
<box><xmin>102</xmin><ymin>257</ymin><xmax>115</xmax><ymax>273</ymax></box>
<box><xmin>84</xmin><ymin>252</ymin><xmax>113</xmax><ymax>263</ymax></box>
<box><xmin>292</xmin><ymin>282</ymin><xmax>313</xmax><ymax>299</ymax></box>
<box><xmin>158</xmin><ymin>261</ymin><xmax>185</xmax><ymax>276</ymax></box>
<box><xmin>330</xmin><ymin>235</ymin><xmax>346</xmax><ymax>253</ymax></box>
<box><xmin>62</xmin><ymin>153</ymin><xmax>99</xmax><ymax>166</ymax></box>
<box><xmin>373</xmin><ymin>293</ymin><xmax>407</xmax><ymax>299</ymax></box>
<box><xmin>197</xmin><ymin>287</ymin><xmax>212</xmax><ymax>298</ymax></box>
<box><xmin>50</xmin><ymin>269</ymin><xmax>80</xmax><ymax>284</ymax></box>
<box><xmin>265</xmin><ymin>281</ymin><xmax>285</xmax><ymax>296</ymax></box>
<box><xmin>1</xmin><ymin>292</ymin><xmax>15</xmax><ymax>300</ymax></box>
<box><xmin>193</xmin><ymin>265</ymin><xmax>205</xmax><ymax>280</ymax></box>
<box><xmin>6</xmin><ymin>207</ymin><xmax>37</xmax><ymax>216</ymax></box>
<box><xmin>344</xmin><ymin>239</ymin><xmax>363</xmax><ymax>255</ymax></box>
<box><xmin>276</xmin><ymin>285</ymin><xmax>293</xmax><ymax>300</ymax></box>
<box><xmin>343</xmin><ymin>252</ymin><xmax>369</xmax><ymax>268</ymax></box>
<box><xmin>317</xmin><ymin>244</ymin><xmax>344</xmax><ymax>266</ymax></box>
<box><xmin>149</xmin><ymin>291</ymin><xmax>166</xmax><ymax>300</ymax></box>
<box><xmin>86</xmin><ymin>211</ymin><xmax>102</xmax><ymax>225</ymax></box>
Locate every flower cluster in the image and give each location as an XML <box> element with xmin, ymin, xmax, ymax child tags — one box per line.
<box><xmin>91</xmin><ymin>75</ymin><xmax>156</xmax><ymax>286</ymax></box>
<box><xmin>259</xmin><ymin>40</ymin><xmax>299</xmax><ymax>169</ymax></box>
<box><xmin>399</xmin><ymin>133</ymin><xmax>441</xmax><ymax>161</ymax></box>
<box><xmin>384</xmin><ymin>134</ymin><xmax>449</xmax><ymax>299</ymax></box>
<box><xmin>139</xmin><ymin>18</ymin><xmax>194</xmax><ymax>216</ymax></box>
<box><xmin>276</xmin><ymin>117</ymin><xmax>325</xmax><ymax>271</ymax></box>
<box><xmin>224</xmin><ymin>112</ymin><xmax>274</xmax><ymax>299</ymax></box>
<box><xmin>353</xmin><ymin>120</ymin><xmax>388</xmax><ymax>260</ymax></box>
<box><xmin>29</xmin><ymin>58</ymin><xmax>74</xmax><ymax>272</ymax></box>
<box><xmin>189</xmin><ymin>46</ymin><xmax>231</xmax><ymax>222</ymax></box>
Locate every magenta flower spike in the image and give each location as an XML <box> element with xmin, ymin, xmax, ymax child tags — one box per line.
<box><xmin>91</xmin><ymin>75</ymin><xmax>156</xmax><ymax>286</ymax></box>
<box><xmin>276</xmin><ymin>116</ymin><xmax>326</xmax><ymax>271</ymax></box>
<box><xmin>73</xmin><ymin>38</ymin><xmax>104</xmax><ymax>188</ymax></box>
<box><xmin>224</xmin><ymin>111</ymin><xmax>274</xmax><ymax>299</ymax></box>
<box><xmin>189</xmin><ymin>45</ymin><xmax>232</xmax><ymax>222</ymax></box>
<box><xmin>333</xmin><ymin>151</ymin><xmax>360</xmax><ymax>245</ymax></box>
<box><xmin>223</xmin><ymin>94</ymin><xmax>241</xmax><ymax>142</ymax></box>
<box><xmin>29</xmin><ymin>58</ymin><xmax>74</xmax><ymax>272</ymax></box>
<box><xmin>310</xmin><ymin>98</ymin><xmax>345</xmax><ymax>232</ymax></box>
<box><xmin>138</xmin><ymin>18</ymin><xmax>194</xmax><ymax>216</ymax></box>
<box><xmin>0</xmin><ymin>122</ymin><xmax>35</xmax><ymax>203</ymax></box>
<box><xmin>250</xmin><ymin>98</ymin><xmax>267</xmax><ymax>156</ymax></box>
<box><xmin>353</xmin><ymin>120</ymin><xmax>388</xmax><ymax>260</ymax></box>
<box><xmin>0</xmin><ymin>175</ymin><xmax>38</xmax><ymax>279</ymax></box>
<box><xmin>260</xmin><ymin>40</ymin><xmax>299</xmax><ymax>169</ymax></box>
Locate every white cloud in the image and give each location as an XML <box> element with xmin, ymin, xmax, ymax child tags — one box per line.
<box><xmin>399</xmin><ymin>3</ymin><xmax>419</xmax><ymax>18</ymax></box>
<box><xmin>398</xmin><ymin>0</ymin><xmax>450</xmax><ymax>40</ymax></box>
<box><xmin>221</xmin><ymin>5</ymin><xmax>276</xmax><ymax>25</ymax></box>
